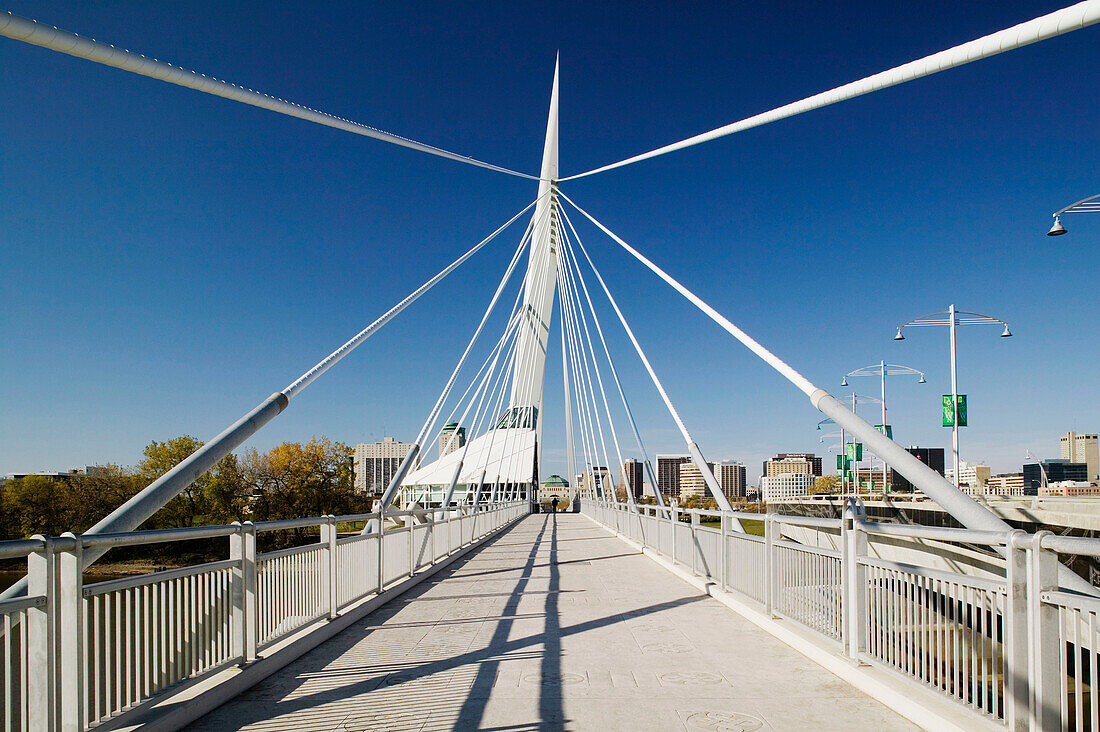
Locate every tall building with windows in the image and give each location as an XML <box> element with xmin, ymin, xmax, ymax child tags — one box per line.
<box><xmin>1024</xmin><ymin>460</ymin><xmax>1089</xmax><ymax>495</ymax></box>
<box><xmin>1061</xmin><ymin>432</ymin><xmax>1099</xmax><ymax>482</ymax></box>
<box><xmin>439</xmin><ymin>422</ymin><xmax>466</xmax><ymax>458</ymax></box>
<box><xmin>354</xmin><ymin>437</ymin><xmax>417</xmax><ymax>494</ymax></box>
<box><xmin>763</xmin><ymin>453</ymin><xmax>821</xmax><ymax>479</ymax></box>
<box><xmin>622</xmin><ymin>458</ymin><xmax>645</xmax><ymax>499</ymax></box>
<box><xmin>677</xmin><ymin>461</ymin><xmax>715</xmax><ymax>501</ymax></box>
<box><xmin>714</xmin><ymin>461</ymin><xmax>747</xmax><ymax>499</ymax></box>
<box><xmin>889</xmin><ymin>447</ymin><xmax>945</xmax><ymax>493</ymax></box>
<box><xmin>945</xmin><ymin>461</ymin><xmax>991</xmax><ymax>495</ymax></box>
<box><xmin>761</xmin><ymin>472</ymin><xmax>814</xmax><ymax>502</ymax></box>
<box><xmin>656</xmin><ymin>455</ymin><xmax>690</xmax><ymax>500</ymax></box>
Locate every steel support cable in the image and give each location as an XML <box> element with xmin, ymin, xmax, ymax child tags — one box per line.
<box><xmin>561</xmin><ymin>1</ymin><xmax>1100</xmax><ymax>181</ymax></box>
<box><xmin>558</xmin><ymin>281</ymin><xmax>577</xmax><ymax>500</ymax></box>
<box><xmin>558</xmin><ymin>257</ymin><xmax>600</xmax><ymax>496</ymax></box>
<box><xmin>0</xmin><ymin>11</ymin><xmax>537</xmax><ymax>180</ymax></box>
<box><xmin>286</xmin><ymin>193</ymin><xmax>546</xmax><ymax>400</ymax></box>
<box><xmin>559</xmin><ymin>210</ymin><xmax>666</xmax><ymax>509</ymax></box>
<box><xmin>558</xmin><ymin>199</ymin><xmax>735</xmax><ymax>515</ymax></box>
<box><xmin>0</xmin><ymin>199</ymin><xmax>541</xmax><ymax>600</ymax></box>
<box><xmin>555</xmin><ymin>262</ymin><xmax>592</xmax><ymax>492</ymax></box>
<box><xmin>501</xmin><ymin>199</ymin><xmax>562</xmax><ymax>491</ymax></box>
<box><xmin>556</xmin><ymin>244</ymin><xmax>595</xmax><ymax>495</ymax></box>
<box><xmin>378</xmin><ymin>211</ymin><xmax>536</xmax><ymax>509</ymax></box>
<box><xmin>562</xmin><ymin>195</ymin><xmax>1098</xmax><ymax>592</ymax></box>
<box><xmin>470</xmin><ymin>317</ymin><xmax>521</xmax><ymax>504</ymax></box>
<box><xmin>423</xmin><ymin>220</ymin><xmax>536</xmax><ymax>460</ymax></box>
<box><xmin>559</xmin><ymin>246</ymin><xmax>614</xmax><ymax>497</ymax></box>
<box><xmin>559</xmin><ymin>226</ymin><xmax>630</xmax><ymax>504</ymax></box>
<box><xmin>441</xmin><ymin>314</ymin><xmax>524</xmax><ymax>508</ymax></box>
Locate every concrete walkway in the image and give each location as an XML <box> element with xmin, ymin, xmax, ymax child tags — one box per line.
<box><xmin>190</xmin><ymin>514</ymin><xmax>916</xmax><ymax>731</ymax></box>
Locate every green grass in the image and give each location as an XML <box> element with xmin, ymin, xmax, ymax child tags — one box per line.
<box><xmin>698</xmin><ymin>516</ymin><xmax>765</xmax><ymax>536</ymax></box>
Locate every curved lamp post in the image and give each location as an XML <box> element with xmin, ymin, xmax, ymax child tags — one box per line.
<box><xmin>817</xmin><ymin>394</ymin><xmax>882</xmax><ymax>496</ymax></box>
<box><xmin>1026</xmin><ymin>448</ymin><xmax>1050</xmax><ymax>494</ymax></box>
<box><xmin>1048</xmin><ymin>193</ymin><xmax>1100</xmax><ymax>236</ymax></box>
<box><xmin>894</xmin><ymin>305</ymin><xmax>1011</xmax><ymax>488</ymax></box>
<box><xmin>842</xmin><ymin>362</ymin><xmax>926</xmax><ymax>494</ymax></box>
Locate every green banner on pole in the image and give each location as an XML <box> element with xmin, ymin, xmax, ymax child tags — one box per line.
<box><xmin>874</xmin><ymin>424</ymin><xmax>893</xmax><ymax>439</ymax></box>
<box><xmin>942</xmin><ymin>395</ymin><xmax>968</xmax><ymax>427</ymax></box>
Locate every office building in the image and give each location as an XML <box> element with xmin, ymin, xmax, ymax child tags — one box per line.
<box><xmin>439</xmin><ymin>422</ymin><xmax>466</xmax><ymax>458</ymax></box>
<box><xmin>763</xmin><ymin>453</ymin><xmax>821</xmax><ymax>479</ymax></box>
<box><xmin>622</xmin><ymin>459</ymin><xmax>645</xmax><ymax>500</ymax></box>
<box><xmin>714</xmin><ymin>461</ymin><xmax>747</xmax><ymax>499</ymax></box>
<box><xmin>761</xmin><ymin>472</ymin><xmax>814</xmax><ymax>502</ymax></box>
<box><xmin>945</xmin><ymin>461</ymin><xmax>991</xmax><ymax>495</ymax></box>
<box><xmin>889</xmin><ymin>447</ymin><xmax>945</xmax><ymax>493</ymax></box>
<box><xmin>1024</xmin><ymin>460</ymin><xmax>1089</xmax><ymax>496</ymax></box>
<box><xmin>1061</xmin><ymin>432</ymin><xmax>1099</xmax><ymax>482</ymax></box>
<box><xmin>677</xmin><ymin>461</ymin><xmax>715</xmax><ymax>501</ymax></box>
<box><xmin>986</xmin><ymin>473</ymin><xmax>1025</xmax><ymax>496</ymax></box>
<box><xmin>354</xmin><ymin>437</ymin><xmax>418</xmax><ymax>494</ymax></box>
<box><xmin>656</xmin><ymin>455</ymin><xmax>690</xmax><ymax>499</ymax></box>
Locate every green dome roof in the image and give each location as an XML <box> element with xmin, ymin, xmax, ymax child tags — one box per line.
<box><xmin>541</xmin><ymin>474</ymin><xmax>569</xmax><ymax>487</ymax></box>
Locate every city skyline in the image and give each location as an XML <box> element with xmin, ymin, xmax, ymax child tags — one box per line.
<box><xmin>2</xmin><ymin>2</ymin><xmax>1098</xmax><ymax>482</ymax></box>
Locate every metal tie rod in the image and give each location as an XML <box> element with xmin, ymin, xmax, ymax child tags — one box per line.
<box><xmin>0</xmin><ymin>10</ymin><xmax>537</xmax><ymax>180</ymax></box>
<box><xmin>0</xmin><ymin>197</ymin><xmax>539</xmax><ymax>600</ymax></box>
<box><xmin>562</xmin><ymin>192</ymin><xmax>1096</xmax><ymax>595</ymax></box>
<box><xmin>562</xmin><ymin>1</ymin><xmax>1100</xmax><ymax>180</ymax></box>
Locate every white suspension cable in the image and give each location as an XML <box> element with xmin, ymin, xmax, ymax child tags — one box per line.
<box><xmin>559</xmin><ymin>214</ymin><xmax>664</xmax><ymax>507</ymax></box>
<box><xmin>561</xmin><ymin>192</ymin><xmax>817</xmax><ymax>397</ymax></box>
<box><xmin>558</xmin><ymin>259</ymin><xmax>601</xmax><ymax>496</ymax></box>
<box><xmin>561</xmin><ymin>2</ymin><xmax>1100</xmax><ymax>181</ymax></box>
<box><xmin>559</xmin><ymin>225</ymin><xmax>630</xmax><ymax>503</ymax></box>
<box><xmin>378</xmin><ymin>210</ymin><xmax>535</xmax><ymax>508</ymax></box>
<box><xmin>559</xmin><ymin>198</ymin><xmax>735</xmax><ymax>513</ymax></box>
<box><xmin>0</xmin><ymin>11</ymin><xmax>538</xmax><ymax>180</ymax></box>
<box><xmin>284</xmin><ymin>194</ymin><xmax>545</xmax><ymax>400</ymax></box>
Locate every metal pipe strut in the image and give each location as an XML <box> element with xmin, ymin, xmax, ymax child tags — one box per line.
<box><xmin>564</xmin><ymin>193</ymin><xmax>1096</xmax><ymax>596</ymax></box>
<box><xmin>0</xmin><ymin>10</ymin><xmax>537</xmax><ymax>180</ymax></box>
<box><xmin>562</xmin><ymin>1</ymin><xmax>1100</xmax><ymax>180</ymax></box>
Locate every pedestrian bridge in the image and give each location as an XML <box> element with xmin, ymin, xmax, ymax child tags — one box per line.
<box><xmin>6</xmin><ymin>499</ymin><xmax>1100</xmax><ymax>731</ymax></box>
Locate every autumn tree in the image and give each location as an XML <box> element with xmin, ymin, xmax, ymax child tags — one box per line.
<box><xmin>809</xmin><ymin>475</ymin><xmax>841</xmax><ymax>495</ymax></box>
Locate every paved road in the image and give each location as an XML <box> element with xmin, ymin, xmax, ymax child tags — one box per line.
<box><xmin>191</xmin><ymin>514</ymin><xmax>915</xmax><ymax>731</ymax></box>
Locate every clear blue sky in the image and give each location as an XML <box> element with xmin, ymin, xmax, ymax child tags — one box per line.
<box><xmin>2</xmin><ymin>1</ymin><xmax>1097</xmax><ymax>482</ymax></box>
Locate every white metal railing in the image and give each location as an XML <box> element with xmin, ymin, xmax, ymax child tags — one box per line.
<box><xmin>0</xmin><ymin>500</ymin><xmax>527</xmax><ymax>730</ymax></box>
<box><xmin>581</xmin><ymin>498</ymin><xmax>1100</xmax><ymax>731</ymax></box>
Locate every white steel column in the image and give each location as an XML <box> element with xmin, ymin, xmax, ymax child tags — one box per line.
<box><xmin>949</xmin><ymin>304</ymin><xmax>960</xmax><ymax>488</ymax></box>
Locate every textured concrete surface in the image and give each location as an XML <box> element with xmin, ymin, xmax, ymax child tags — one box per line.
<box><xmin>190</xmin><ymin>514</ymin><xmax>917</xmax><ymax>731</ymax></box>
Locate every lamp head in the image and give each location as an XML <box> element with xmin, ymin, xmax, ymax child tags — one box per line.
<box><xmin>893</xmin><ymin>329</ymin><xmax>905</xmax><ymax>341</ymax></box>
<box><xmin>1001</xmin><ymin>325</ymin><xmax>1012</xmax><ymax>338</ymax></box>
<box><xmin>1047</xmin><ymin>216</ymin><xmax>1067</xmax><ymax>236</ymax></box>
<box><xmin>841</xmin><ymin>376</ymin><xmax>848</xmax><ymax>387</ymax></box>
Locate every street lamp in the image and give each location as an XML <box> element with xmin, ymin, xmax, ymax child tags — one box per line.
<box><xmin>1047</xmin><ymin>193</ymin><xmax>1100</xmax><ymax>236</ymax></box>
<box><xmin>895</xmin><ymin>305</ymin><xmax>1011</xmax><ymax>489</ymax></box>
<box><xmin>842</xmin><ymin>362</ymin><xmax>926</xmax><ymax>494</ymax></box>
<box><xmin>817</xmin><ymin>394</ymin><xmax>882</xmax><ymax>496</ymax></box>
<box><xmin>1025</xmin><ymin>449</ymin><xmax>1050</xmax><ymax>494</ymax></box>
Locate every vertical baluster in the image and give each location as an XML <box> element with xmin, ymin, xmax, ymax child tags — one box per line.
<box><xmin>4</xmin><ymin>612</ymin><xmax>12</xmax><ymax>732</ymax></box>
<box><xmin>1075</xmin><ymin>608</ymin><xmax>1084</xmax><ymax>731</ymax></box>
<box><xmin>1060</xmin><ymin>607</ymin><xmax>1069</xmax><ymax>731</ymax></box>
<box><xmin>1091</xmin><ymin>610</ymin><xmax>1098</xmax><ymax>732</ymax></box>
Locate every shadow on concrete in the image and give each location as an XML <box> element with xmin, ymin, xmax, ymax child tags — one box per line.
<box><xmin>192</xmin><ymin>515</ymin><xmax>705</xmax><ymax>731</ymax></box>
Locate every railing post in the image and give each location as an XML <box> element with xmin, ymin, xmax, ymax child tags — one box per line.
<box><xmin>58</xmin><ymin>532</ymin><xmax>83</xmax><ymax>732</ymax></box>
<box><xmin>377</xmin><ymin>509</ymin><xmax>386</xmax><ymax>594</ymax></box>
<box><xmin>1004</xmin><ymin>530</ymin><xmax>1029</xmax><ymax>732</ymax></box>
<box><xmin>671</xmin><ymin>506</ymin><xmax>679</xmax><ymax>567</ymax></box>
<box><xmin>27</xmin><ymin>536</ymin><xmax>57</xmax><ymax>732</ymax></box>
<box><xmin>320</xmin><ymin>516</ymin><xmax>338</xmax><ymax>620</ymax></box>
<box><xmin>405</xmin><ymin>512</ymin><xmax>415</xmax><ymax>578</ymax></box>
<box><xmin>1028</xmin><ymin>531</ymin><xmax>1060</xmax><ymax>732</ymax></box>
<box><xmin>720</xmin><ymin>510</ymin><xmax>729</xmax><ymax>591</ymax></box>
<box><xmin>843</xmin><ymin>508</ymin><xmax>868</xmax><ymax>661</ymax></box>
<box><xmin>690</xmin><ymin>510</ymin><xmax>699</xmax><ymax>577</ymax></box>
<box><xmin>230</xmin><ymin>521</ymin><xmax>257</xmax><ymax>664</ymax></box>
<box><xmin>765</xmin><ymin>514</ymin><xmax>776</xmax><ymax>617</ymax></box>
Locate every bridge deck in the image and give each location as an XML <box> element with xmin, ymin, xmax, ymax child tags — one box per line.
<box><xmin>191</xmin><ymin>514</ymin><xmax>915</xmax><ymax>731</ymax></box>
